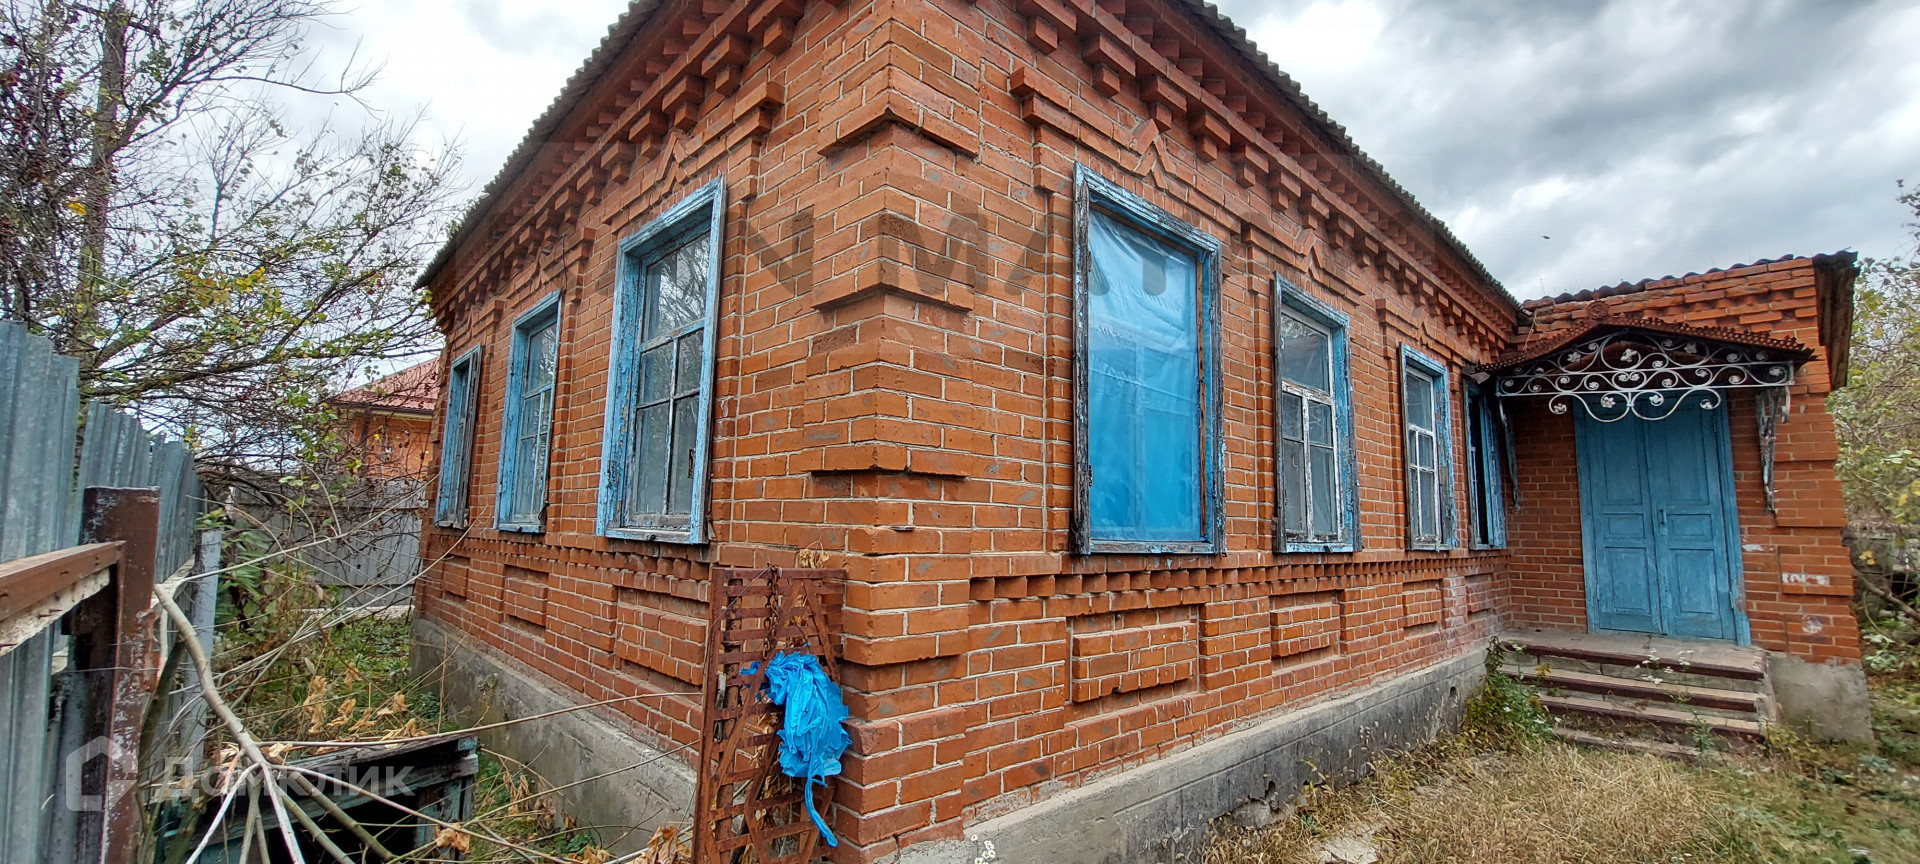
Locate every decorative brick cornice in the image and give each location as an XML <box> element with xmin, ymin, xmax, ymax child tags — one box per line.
<box><xmin>1004</xmin><ymin>0</ymin><xmax>1515</xmax><ymax>349</ymax></box>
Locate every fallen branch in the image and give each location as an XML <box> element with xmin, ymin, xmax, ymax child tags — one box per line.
<box><xmin>266</xmin><ymin>689</ymin><xmax>700</xmax><ymax>750</ymax></box>
<box><xmin>1859</xmin><ymin>569</ymin><xmax>1920</xmax><ymax>620</ymax></box>
<box><xmin>275</xmin><ymin>763</ymin><xmax>578</xmax><ymax>864</ymax></box>
<box><xmin>154</xmin><ymin>580</ymin><xmax>311</xmax><ymax>864</ymax></box>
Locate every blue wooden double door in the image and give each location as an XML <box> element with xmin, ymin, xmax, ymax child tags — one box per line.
<box><xmin>1574</xmin><ymin>406</ymin><xmax>1745</xmax><ymax>642</ymax></box>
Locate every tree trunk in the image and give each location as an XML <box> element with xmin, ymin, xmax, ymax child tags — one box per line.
<box><xmin>75</xmin><ymin>0</ymin><xmax>127</xmax><ymax>361</ymax></box>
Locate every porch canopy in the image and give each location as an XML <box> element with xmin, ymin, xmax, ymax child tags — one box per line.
<box><xmin>1473</xmin><ymin>310</ymin><xmax>1815</xmax><ymax>510</ymax></box>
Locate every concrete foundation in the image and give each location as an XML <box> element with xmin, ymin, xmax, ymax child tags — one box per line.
<box><xmin>1769</xmin><ymin>651</ymin><xmax>1874</xmax><ymax>743</ymax></box>
<box><xmin>896</xmin><ymin>647</ymin><xmax>1486</xmax><ymax>864</ymax></box>
<box><xmin>410</xmin><ymin>617</ymin><xmax>695</xmax><ymax>853</ymax></box>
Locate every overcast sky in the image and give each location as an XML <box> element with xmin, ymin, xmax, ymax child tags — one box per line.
<box><xmin>312</xmin><ymin>0</ymin><xmax>1920</xmax><ymax>300</ymax></box>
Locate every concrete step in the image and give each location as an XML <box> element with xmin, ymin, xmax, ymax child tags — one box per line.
<box><xmin>1499</xmin><ymin>630</ymin><xmax>1768</xmax><ymax>692</ymax></box>
<box><xmin>1502</xmin><ymin>663</ymin><xmax>1764</xmax><ymax>716</ymax></box>
<box><xmin>1537</xmin><ymin>693</ymin><xmax>1767</xmax><ymax>740</ymax></box>
<box><xmin>1550</xmin><ymin>727</ymin><xmax>1722</xmax><ymax>762</ymax></box>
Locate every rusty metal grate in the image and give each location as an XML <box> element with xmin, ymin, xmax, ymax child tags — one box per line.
<box><xmin>694</xmin><ymin>565</ymin><xmax>842</xmax><ymax>864</ymax></box>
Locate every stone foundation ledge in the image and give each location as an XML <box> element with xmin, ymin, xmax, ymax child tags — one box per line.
<box><xmin>895</xmin><ymin>647</ymin><xmax>1487</xmax><ymax>864</ymax></box>
<box><xmin>411</xmin><ymin>616</ymin><xmax>696</xmax><ymax>854</ymax></box>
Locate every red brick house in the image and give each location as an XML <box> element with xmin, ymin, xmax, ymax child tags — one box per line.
<box><xmin>407</xmin><ymin>0</ymin><xmax>1867</xmax><ymax>860</ymax></box>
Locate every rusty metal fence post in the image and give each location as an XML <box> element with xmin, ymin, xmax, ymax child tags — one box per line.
<box><xmin>67</xmin><ymin>487</ymin><xmax>161</xmax><ymax>864</ymax></box>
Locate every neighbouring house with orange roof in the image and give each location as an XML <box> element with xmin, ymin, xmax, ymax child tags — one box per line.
<box><xmin>290</xmin><ymin>358</ymin><xmax>443</xmax><ymax>605</ymax></box>
<box><xmin>330</xmin><ymin>358</ymin><xmax>441</xmax><ymax>482</ymax></box>
<box><xmin>399</xmin><ymin>1</ymin><xmax>1870</xmax><ymax>860</ymax></box>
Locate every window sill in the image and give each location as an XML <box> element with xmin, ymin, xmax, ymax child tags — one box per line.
<box><xmin>1281</xmin><ymin>541</ymin><xmax>1356</xmax><ymax>554</ymax></box>
<box><xmin>1082</xmin><ymin>539</ymin><xmax>1218</xmax><ymax>555</ymax></box>
<box><xmin>496</xmin><ymin>522</ymin><xmax>544</xmax><ymax>535</ymax></box>
<box><xmin>604</xmin><ymin>526</ymin><xmax>702</xmax><ymax>545</ymax></box>
<box><xmin>1470</xmin><ymin>542</ymin><xmax>1508</xmax><ymax>551</ymax></box>
<box><xmin>1408</xmin><ymin>543</ymin><xmax>1454</xmax><ymax>553</ymax></box>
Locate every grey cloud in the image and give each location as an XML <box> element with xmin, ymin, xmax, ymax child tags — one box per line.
<box><xmin>1214</xmin><ymin>0</ymin><xmax>1919</xmax><ymax>297</ymax></box>
<box><xmin>456</xmin><ymin>0</ymin><xmax>607</xmax><ymax>57</ymax></box>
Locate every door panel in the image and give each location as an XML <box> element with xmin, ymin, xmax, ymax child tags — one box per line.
<box><xmin>1576</xmin><ymin>406</ymin><xmax>1740</xmax><ymax>641</ymax></box>
<box><xmin>1646</xmin><ymin>409</ymin><xmax>1740</xmax><ymax>640</ymax></box>
<box><xmin>1576</xmin><ymin>416</ymin><xmax>1662</xmax><ymax>634</ymax></box>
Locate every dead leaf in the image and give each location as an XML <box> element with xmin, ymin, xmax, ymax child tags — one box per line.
<box><xmin>637</xmin><ymin>824</ymin><xmax>691</xmax><ymax>864</ymax></box>
<box><xmin>373</xmin><ymin>691</ymin><xmax>407</xmax><ymax>718</ymax></box>
<box><xmin>572</xmin><ymin>846</ymin><xmax>612</xmax><ymax>864</ymax></box>
<box><xmin>327</xmin><ymin>697</ymin><xmax>357</xmax><ymax>729</ymax></box>
<box><xmin>433</xmin><ymin>825</ymin><xmax>471</xmax><ymax>854</ymax></box>
<box><xmin>300</xmin><ymin>677</ymin><xmax>330</xmax><ymax>734</ymax></box>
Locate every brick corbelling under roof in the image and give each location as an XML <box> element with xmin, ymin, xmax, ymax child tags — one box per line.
<box><xmin>1522</xmin><ymin>252</ymin><xmax>1859</xmax><ymax>311</ymax></box>
<box><xmin>413</xmin><ymin>0</ymin><xmax>1515</xmax><ymax>315</ymax></box>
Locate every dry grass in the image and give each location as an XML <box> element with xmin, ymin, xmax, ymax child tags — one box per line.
<box><xmin>1212</xmin><ymin>740</ymin><xmax>1745</xmax><ymax>864</ymax></box>
<box><xmin>1211</xmin><ymin>622</ymin><xmax>1920</xmax><ymax>864</ymax></box>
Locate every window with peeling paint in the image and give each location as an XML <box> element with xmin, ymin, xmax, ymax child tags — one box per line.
<box><xmin>497</xmin><ymin>294</ymin><xmax>561</xmax><ymax>532</ymax></box>
<box><xmin>1401</xmin><ymin>346</ymin><xmax>1456</xmax><ymax>550</ymax></box>
<box><xmin>1275</xmin><ymin>280</ymin><xmax>1356</xmax><ymax>552</ymax></box>
<box><xmin>1072</xmin><ymin>166</ymin><xmax>1223</xmax><ymax>554</ymax></box>
<box><xmin>597</xmin><ymin>179</ymin><xmax>725</xmax><ymax>544</ymax></box>
<box><xmin>1466</xmin><ymin>385</ymin><xmax>1507</xmax><ymax>548</ymax></box>
<box><xmin>434</xmin><ymin>345</ymin><xmax>482</xmax><ymax>528</ymax></box>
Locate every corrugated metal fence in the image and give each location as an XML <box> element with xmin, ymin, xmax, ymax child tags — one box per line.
<box><xmin>0</xmin><ymin>320</ymin><xmax>208</xmax><ymax>862</ymax></box>
<box><xmin>0</xmin><ymin>322</ymin><xmax>83</xmax><ymax>864</ymax></box>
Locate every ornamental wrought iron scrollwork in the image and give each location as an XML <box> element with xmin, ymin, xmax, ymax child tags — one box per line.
<box><xmin>1492</xmin><ymin>330</ymin><xmax>1796</xmax><ymax>423</ymax></box>
<box><xmin>1756</xmin><ymin>386</ymin><xmax>1790</xmax><ymax>513</ymax></box>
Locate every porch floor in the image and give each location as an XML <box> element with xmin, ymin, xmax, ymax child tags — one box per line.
<box><xmin>1500</xmin><ymin>628</ymin><xmax>1766</xmax><ymax>681</ymax></box>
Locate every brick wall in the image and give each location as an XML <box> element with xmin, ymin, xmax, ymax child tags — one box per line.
<box><xmin>1505</xmin><ymin>258</ymin><xmax>1860</xmax><ymax>664</ymax></box>
<box><xmin>407</xmin><ymin>0</ymin><xmax>1851</xmax><ymax>860</ymax></box>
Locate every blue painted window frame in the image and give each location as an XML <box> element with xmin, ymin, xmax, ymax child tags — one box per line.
<box><xmin>1274</xmin><ymin>278</ymin><xmax>1358</xmax><ymax>553</ymax></box>
<box><xmin>1464</xmin><ymin>383</ymin><xmax>1507</xmax><ymax>549</ymax></box>
<box><xmin>495</xmin><ymin>291</ymin><xmax>563</xmax><ymax>533</ymax></box>
<box><xmin>1070</xmin><ymin>164</ymin><xmax>1224</xmax><ymax>555</ymax></box>
<box><xmin>596</xmin><ymin>179</ymin><xmax>727</xmax><ymax>544</ymax></box>
<box><xmin>433</xmin><ymin>344</ymin><xmax>484</xmax><ymax>528</ymax></box>
<box><xmin>1400</xmin><ymin>345</ymin><xmax>1456</xmax><ymax>550</ymax></box>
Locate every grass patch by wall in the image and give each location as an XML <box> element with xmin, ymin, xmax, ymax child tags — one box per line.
<box><xmin>1210</xmin><ymin>628</ymin><xmax>1920</xmax><ymax>864</ymax></box>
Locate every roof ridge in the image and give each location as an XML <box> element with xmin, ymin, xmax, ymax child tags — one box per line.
<box><xmin>1522</xmin><ymin>251</ymin><xmax>1858</xmax><ymax>309</ymax></box>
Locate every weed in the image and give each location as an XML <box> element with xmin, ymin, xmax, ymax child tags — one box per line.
<box><xmin>1462</xmin><ymin>641</ymin><xmax>1553</xmax><ymax>745</ymax></box>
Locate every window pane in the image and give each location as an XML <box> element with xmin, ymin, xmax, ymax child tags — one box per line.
<box><xmin>1310</xmin><ymin>444</ymin><xmax>1337</xmax><ymax>538</ymax></box>
<box><xmin>667</xmin><ymin>396</ymin><xmax>699</xmax><ymax>515</ymax></box>
<box><xmin>1277</xmin><ymin>312</ymin><xmax>1332</xmax><ymax>393</ymax></box>
<box><xmin>1086</xmin><ymin>209</ymin><xmax>1202</xmax><ymax>542</ymax></box>
<box><xmin>641</xmin><ymin>344</ymin><xmax>673</xmax><ymax>403</ymax></box>
<box><xmin>1417</xmin><ymin>433</ymin><xmax>1435</xmax><ymax>472</ymax></box>
<box><xmin>1280</xmin><ymin>392</ymin><xmax>1304</xmax><ymax>442</ymax></box>
<box><xmin>1407</xmin><ymin>476</ymin><xmax>1427</xmax><ymax>542</ymax></box>
<box><xmin>515</xmin><ymin>423</ymin><xmax>549</xmax><ymax>519</ymax></box>
<box><xmin>675</xmin><ymin>330</ymin><xmax>703</xmax><ymax>394</ymax></box>
<box><xmin>529</xmin><ymin>320</ymin><xmax>558</xmax><ymax>390</ymax></box>
<box><xmin>528</xmin><ymin>411</ymin><xmax>551</xmax><ymax>511</ymax></box>
<box><xmin>1404</xmin><ymin>369</ymin><xmax>1432</xmax><ymax>430</ymax></box>
<box><xmin>1307</xmin><ymin>400</ymin><xmax>1333</xmax><ymax>447</ymax></box>
<box><xmin>645</xmin><ymin>232</ymin><xmax>710</xmax><ymax>340</ymax></box>
<box><xmin>1419</xmin><ymin>472</ymin><xmax>1439</xmax><ymax>538</ymax></box>
<box><xmin>1281</xmin><ymin>439</ymin><xmax>1305</xmax><ymax>536</ymax></box>
<box><xmin>631</xmin><ymin>402</ymin><xmax>671</xmax><ymax>516</ymax></box>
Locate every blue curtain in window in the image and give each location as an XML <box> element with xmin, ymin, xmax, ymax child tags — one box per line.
<box><xmin>1086</xmin><ymin>210</ymin><xmax>1202</xmax><ymax>542</ymax></box>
